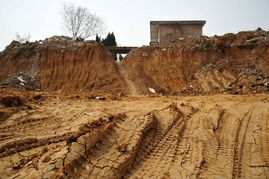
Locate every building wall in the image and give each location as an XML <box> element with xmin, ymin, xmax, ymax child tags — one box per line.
<box><xmin>159</xmin><ymin>24</ymin><xmax>203</xmax><ymax>46</ymax></box>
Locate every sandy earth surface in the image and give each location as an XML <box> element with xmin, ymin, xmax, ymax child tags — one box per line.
<box><xmin>0</xmin><ymin>30</ymin><xmax>269</xmax><ymax>178</ymax></box>
<box><xmin>0</xmin><ymin>90</ymin><xmax>268</xmax><ymax>178</ymax></box>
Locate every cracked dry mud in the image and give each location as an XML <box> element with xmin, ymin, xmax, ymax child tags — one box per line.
<box><xmin>0</xmin><ymin>92</ymin><xmax>268</xmax><ymax>178</ymax></box>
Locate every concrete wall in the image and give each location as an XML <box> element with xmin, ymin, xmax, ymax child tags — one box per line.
<box><xmin>159</xmin><ymin>24</ymin><xmax>203</xmax><ymax>46</ymax></box>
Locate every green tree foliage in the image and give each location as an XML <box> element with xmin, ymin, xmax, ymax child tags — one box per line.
<box><xmin>101</xmin><ymin>32</ymin><xmax>117</xmax><ymax>46</ymax></box>
<box><xmin>95</xmin><ymin>34</ymin><xmax>101</xmax><ymax>42</ymax></box>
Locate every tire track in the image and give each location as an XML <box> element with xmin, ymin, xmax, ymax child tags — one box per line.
<box><xmin>197</xmin><ymin>108</ymin><xmax>234</xmax><ymax>178</ymax></box>
<box><xmin>125</xmin><ymin>106</ymin><xmax>189</xmax><ymax>178</ymax></box>
<box><xmin>232</xmin><ymin>106</ymin><xmax>254</xmax><ymax>179</ymax></box>
<box><xmin>261</xmin><ymin>110</ymin><xmax>269</xmax><ymax>166</ymax></box>
<box><xmin>0</xmin><ymin>133</ymin><xmax>71</xmax><ymax>158</ymax></box>
<box><xmin>58</xmin><ymin>113</ymin><xmax>155</xmax><ymax>178</ymax></box>
<box><xmin>0</xmin><ymin>116</ymin><xmax>54</xmax><ymax>133</ymax></box>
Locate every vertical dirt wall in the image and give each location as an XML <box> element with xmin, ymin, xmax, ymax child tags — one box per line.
<box><xmin>38</xmin><ymin>44</ymin><xmax>125</xmax><ymax>92</ymax></box>
<box><xmin>0</xmin><ymin>42</ymin><xmax>126</xmax><ymax>93</ymax></box>
<box><xmin>123</xmin><ymin>45</ymin><xmax>269</xmax><ymax>94</ymax></box>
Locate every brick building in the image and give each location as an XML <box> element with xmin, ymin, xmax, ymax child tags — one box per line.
<box><xmin>150</xmin><ymin>21</ymin><xmax>206</xmax><ymax>46</ymax></box>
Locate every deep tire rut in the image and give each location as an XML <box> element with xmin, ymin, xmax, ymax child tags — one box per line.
<box><xmin>1</xmin><ymin>97</ymin><xmax>269</xmax><ymax>179</ymax></box>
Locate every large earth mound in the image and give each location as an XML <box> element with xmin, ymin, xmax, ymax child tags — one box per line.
<box><xmin>0</xmin><ymin>36</ymin><xmax>126</xmax><ymax>93</ymax></box>
<box><xmin>1</xmin><ymin>29</ymin><xmax>269</xmax><ymax>96</ymax></box>
<box><xmin>123</xmin><ymin>29</ymin><xmax>269</xmax><ymax>95</ymax></box>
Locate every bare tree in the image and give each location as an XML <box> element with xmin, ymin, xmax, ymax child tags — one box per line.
<box><xmin>15</xmin><ymin>32</ymin><xmax>31</xmax><ymax>43</ymax></box>
<box><xmin>61</xmin><ymin>2</ymin><xmax>105</xmax><ymax>39</ymax></box>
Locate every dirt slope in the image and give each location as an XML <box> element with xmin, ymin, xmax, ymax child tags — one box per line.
<box><xmin>0</xmin><ymin>90</ymin><xmax>268</xmax><ymax>178</ymax></box>
<box><xmin>1</xmin><ymin>30</ymin><xmax>269</xmax><ymax>95</ymax></box>
<box><xmin>0</xmin><ymin>36</ymin><xmax>126</xmax><ymax>93</ymax></box>
<box><xmin>123</xmin><ymin>29</ymin><xmax>269</xmax><ymax>95</ymax></box>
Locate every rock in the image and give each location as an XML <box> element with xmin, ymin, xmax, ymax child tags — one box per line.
<box><xmin>95</xmin><ymin>96</ymin><xmax>106</xmax><ymax>100</ymax></box>
<box><xmin>5</xmin><ymin>41</ymin><xmax>21</xmax><ymax>50</ymax></box>
<box><xmin>246</xmin><ymin>37</ymin><xmax>265</xmax><ymax>44</ymax></box>
<box><xmin>148</xmin><ymin>88</ymin><xmax>156</xmax><ymax>94</ymax></box>
<box><xmin>0</xmin><ymin>73</ymin><xmax>39</xmax><ymax>90</ymax></box>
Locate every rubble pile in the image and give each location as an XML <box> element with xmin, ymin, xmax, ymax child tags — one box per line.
<box><xmin>180</xmin><ymin>59</ymin><xmax>269</xmax><ymax>95</ymax></box>
<box><xmin>123</xmin><ymin>29</ymin><xmax>269</xmax><ymax>95</ymax></box>
<box><xmin>0</xmin><ymin>72</ymin><xmax>40</xmax><ymax>91</ymax></box>
<box><xmin>2</xmin><ymin>36</ymin><xmax>96</xmax><ymax>52</ymax></box>
<box><xmin>171</xmin><ymin>28</ymin><xmax>269</xmax><ymax>50</ymax></box>
<box><xmin>38</xmin><ymin>36</ymin><xmax>96</xmax><ymax>47</ymax></box>
<box><xmin>0</xmin><ymin>35</ymin><xmax>125</xmax><ymax>93</ymax></box>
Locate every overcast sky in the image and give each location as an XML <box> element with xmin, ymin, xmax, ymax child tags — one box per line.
<box><xmin>0</xmin><ymin>0</ymin><xmax>268</xmax><ymax>50</ymax></box>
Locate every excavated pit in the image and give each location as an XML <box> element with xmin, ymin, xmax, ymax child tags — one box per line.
<box><xmin>0</xmin><ymin>30</ymin><xmax>269</xmax><ymax>178</ymax></box>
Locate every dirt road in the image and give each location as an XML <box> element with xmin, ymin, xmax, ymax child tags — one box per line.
<box><xmin>116</xmin><ymin>61</ymin><xmax>139</xmax><ymax>96</ymax></box>
<box><xmin>0</xmin><ymin>91</ymin><xmax>268</xmax><ymax>178</ymax></box>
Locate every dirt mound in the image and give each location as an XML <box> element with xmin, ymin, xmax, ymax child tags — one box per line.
<box><xmin>0</xmin><ymin>72</ymin><xmax>40</xmax><ymax>90</ymax></box>
<box><xmin>123</xmin><ymin>29</ymin><xmax>269</xmax><ymax>95</ymax></box>
<box><xmin>1</xmin><ymin>30</ymin><xmax>269</xmax><ymax>95</ymax></box>
<box><xmin>171</xmin><ymin>28</ymin><xmax>269</xmax><ymax>49</ymax></box>
<box><xmin>0</xmin><ymin>37</ymin><xmax>126</xmax><ymax>93</ymax></box>
<box><xmin>0</xmin><ymin>89</ymin><xmax>268</xmax><ymax>178</ymax></box>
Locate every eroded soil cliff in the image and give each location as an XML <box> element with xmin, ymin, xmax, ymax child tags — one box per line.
<box><xmin>123</xmin><ymin>29</ymin><xmax>269</xmax><ymax>95</ymax></box>
<box><xmin>0</xmin><ymin>36</ymin><xmax>126</xmax><ymax>93</ymax></box>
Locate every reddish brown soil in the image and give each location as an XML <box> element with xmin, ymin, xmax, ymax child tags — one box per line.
<box><xmin>0</xmin><ymin>38</ymin><xmax>126</xmax><ymax>93</ymax></box>
<box><xmin>0</xmin><ymin>31</ymin><xmax>269</xmax><ymax>178</ymax></box>
<box><xmin>0</xmin><ymin>89</ymin><xmax>268</xmax><ymax>178</ymax></box>
<box><xmin>123</xmin><ymin>30</ymin><xmax>269</xmax><ymax>95</ymax></box>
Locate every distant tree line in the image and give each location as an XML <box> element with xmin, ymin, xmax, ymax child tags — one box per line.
<box><xmin>96</xmin><ymin>32</ymin><xmax>117</xmax><ymax>46</ymax></box>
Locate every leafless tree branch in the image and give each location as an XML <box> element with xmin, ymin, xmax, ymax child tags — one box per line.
<box><xmin>61</xmin><ymin>2</ymin><xmax>105</xmax><ymax>39</ymax></box>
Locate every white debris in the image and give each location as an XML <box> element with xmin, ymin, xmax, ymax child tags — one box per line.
<box><xmin>148</xmin><ymin>87</ymin><xmax>156</xmax><ymax>94</ymax></box>
<box><xmin>141</xmin><ymin>51</ymin><xmax>148</xmax><ymax>57</ymax></box>
<box><xmin>17</xmin><ymin>76</ymin><xmax>26</xmax><ymax>83</ymax></box>
<box><xmin>95</xmin><ymin>96</ymin><xmax>106</xmax><ymax>100</ymax></box>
